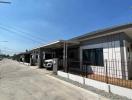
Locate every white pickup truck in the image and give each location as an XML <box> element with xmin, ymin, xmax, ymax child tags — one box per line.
<box><xmin>43</xmin><ymin>59</ymin><xmax>54</xmax><ymax>69</ymax></box>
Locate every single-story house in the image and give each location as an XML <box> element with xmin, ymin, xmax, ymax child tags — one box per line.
<box><xmin>69</xmin><ymin>23</ymin><xmax>132</xmax><ymax>80</ymax></box>
<box><xmin>27</xmin><ymin>23</ymin><xmax>132</xmax><ymax>80</ymax></box>
<box><xmin>14</xmin><ymin>51</ymin><xmax>31</xmax><ymax>63</ymax></box>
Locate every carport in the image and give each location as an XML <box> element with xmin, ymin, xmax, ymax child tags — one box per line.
<box><xmin>38</xmin><ymin>40</ymin><xmax>80</xmax><ymax>72</ymax></box>
<box><xmin>18</xmin><ymin>52</ymin><xmax>31</xmax><ymax>63</ymax></box>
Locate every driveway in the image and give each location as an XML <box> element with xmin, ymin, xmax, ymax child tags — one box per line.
<box><xmin>0</xmin><ymin>59</ymin><xmax>107</xmax><ymax>100</ymax></box>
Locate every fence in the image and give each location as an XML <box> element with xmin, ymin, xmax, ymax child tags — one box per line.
<box><xmin>65</xmin><ymin>60</ymin><xmax>132</xmax><ymax>89</ymax></box>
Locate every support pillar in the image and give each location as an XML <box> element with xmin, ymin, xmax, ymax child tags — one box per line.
<box><xmin>38</xmin><ymin>48</ymin><xmax>43</xmax><ymax>68</ymax></box>
<box><xmin>23</xmin><ymin>55</ymin><xmax>25</xmax><ymax>63</ymax></box>
<box><xmin>53</xmin><ymin>58</ymin><xmax>58</xmax><ymax>75</ymax></box>
<box><xmin>63</xmin><ymin>42</ymin><xmax>68</xmax><ymax>72</ymax></box>
<box><xmin>30</xmin><ymin>54</ymin><xmax>33</xmax><ymax>66</ymax></box>
<box><xmin>120</xmin><ymin>40</ymin><xmax>128</xmax><ymax>79</ymax></box>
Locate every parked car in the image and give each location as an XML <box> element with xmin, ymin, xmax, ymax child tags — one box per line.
<box><xmin>43</xmin><ymin>59</ymin><xmax>53</xmax><ymax>69</ymax></box>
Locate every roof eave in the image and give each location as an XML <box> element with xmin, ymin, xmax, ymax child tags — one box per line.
<box><xmin>70</xmin><ymin>23</ymin><xmax>132</xmax><ymax>41</ymax></box>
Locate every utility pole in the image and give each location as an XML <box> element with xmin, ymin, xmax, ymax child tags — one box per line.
<box><xmin>0</xmin><ymin>0</ymin><xmax>10</xmax><ymax>79</ymax></box>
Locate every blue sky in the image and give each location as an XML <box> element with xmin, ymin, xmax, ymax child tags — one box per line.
<box><xmin>0</xmin><ymin>0</ymin><xmax>132</xmax><ymax>55</ymax></box>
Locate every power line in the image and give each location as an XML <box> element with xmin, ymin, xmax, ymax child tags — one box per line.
<box><xmin>0</xmin><ymin>23</ymin><xmax>50</xmax><ymax>53</ymax></box>
<box><xmin>0</xmin><ymin>47</ymin><xmax>21</xmax><ymax>54</ymax></box>
<box><xmin>0</xmin><ymin>25</ymin><xmax>43</xmax><ymax>44</ymax></box>
<box><xmin>3</xmin><ymin>47</ymin><xmax>15</xmax><ymax>51</ymax></box>
<box><xmin>0</xmin><ymin>23</ymin><xmax>48</xmax><ymax>43</ymax></box>
<box><xmin>0</xmin><ymin>1</ymin><xmax>11</xmax><ymax>4</ymax></box>
<box><xmin>0</xmin><ymin>44</ymin><xmax>21</xmax><ymax>53</ymax></box>
<box><xmin>0</xmin><ymin>25</ymin><xmax>44</xmax><ymax>44</ymax></box>
<box><xmin>1</xmin><ymin>49</ymin><xmax>19</xmax><ymax>53</ymax></box>
<box><xmin>5</xmin><ymin>25</ymin><xmax>47</xmax><ymax>42</ymax></box>
<box><xmin>0</xmin><ymin>41</ymin><xmax>8</xmax><ymax>42</ymax></box>
<box><xmin>3</xmin><ymin>47</ymin><xmax>20</xmax><ymax>52</ymax></box>
<box><xmin>0</xmin><ymin>24</ymin><xmax>44</xmax><ymax>54</ymax></box>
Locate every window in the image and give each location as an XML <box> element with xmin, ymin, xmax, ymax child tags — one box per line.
<box><xmin>83</xmin><ymin>48</ymin><xmax>104</xmax><ymax>66</ymax></box>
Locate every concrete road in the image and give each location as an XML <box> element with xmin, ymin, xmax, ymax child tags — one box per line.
<box><xmin>0</xmin><ymin>59</ymin><xmax>108</xmax><ymax>100</ymax></box>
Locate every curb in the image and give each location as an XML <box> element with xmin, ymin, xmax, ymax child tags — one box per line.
<box><xmin>46</xmin><ymin>75</ymin><xmax>110</xmax><ymax>100</ymax></box>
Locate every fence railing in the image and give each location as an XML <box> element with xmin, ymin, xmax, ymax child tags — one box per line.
<box><xmin>65</xmin><ymin>59</ymin><xmax>132</xmax><ymax>89</ymax></box>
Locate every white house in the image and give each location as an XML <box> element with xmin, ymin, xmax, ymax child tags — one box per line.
<box><xmin>29</xmin><ymin>23</ymin><xmax>132</xmax><ymax>80</ymax></box>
